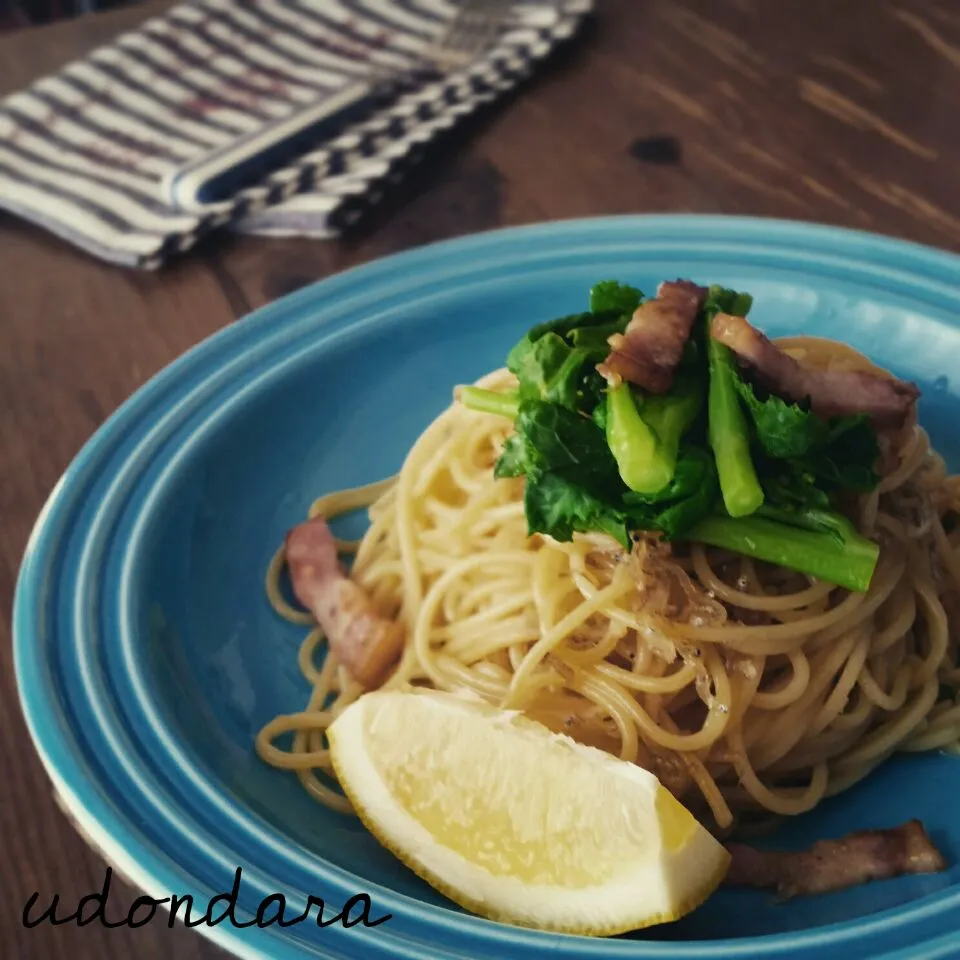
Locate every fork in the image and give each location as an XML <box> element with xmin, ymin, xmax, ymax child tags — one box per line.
<box><xmin>425</xmin><ymin>0</ymin><xmax>514</xmax><ymax>72</ymax></box>
<box><xmin>163</xmin><ymin>0</ymin><xmax>515</xmax><ymax>211</ymax></box>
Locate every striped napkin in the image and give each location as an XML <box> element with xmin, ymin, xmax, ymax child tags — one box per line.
<box><xmin>0</xmin><ymin>0</ymin><xmax>591</xmax><ymax>267</ymax></box>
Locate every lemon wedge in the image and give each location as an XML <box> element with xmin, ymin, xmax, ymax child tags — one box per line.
<box><xmin>327</xmin><ymin>690</ymin><xmax>730</xmax><ymax>935</ymax></box>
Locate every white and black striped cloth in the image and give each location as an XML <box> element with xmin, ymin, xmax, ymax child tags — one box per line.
<box><xmin>0</xmin><ymin>0</ymin><xmax>591</xmax><ymax>267</ymax></box>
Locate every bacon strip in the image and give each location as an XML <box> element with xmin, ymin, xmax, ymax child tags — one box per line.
<box><xmin>710</xmin><ymin>312</ymin><xmax>919</xmax><ymax>429</ymax></box>
<box><xmin>285</xmin><ymin>516</ymin><xmax>403</xmax><ymax>688</ymax></box>
<box><xmin>597</xmin><ymin>280</ymin><xmax>707</xmax><ymax>394</ymax></box>
<box><xmin>724</xmin><ymin>820</ymin><xmax>946</xmax><ymax>899</ymax></box>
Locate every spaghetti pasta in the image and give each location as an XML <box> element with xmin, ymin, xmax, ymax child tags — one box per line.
<box><xmin>257</xmin><ymin>347</ymin><xmax>960</xmax><ymax>832</ymax></box>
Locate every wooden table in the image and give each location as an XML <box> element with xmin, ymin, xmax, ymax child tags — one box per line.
<box><xmin>3</xmin><ymin>0</ymin><xmax>960</xmax><ymax>957</ymax></box>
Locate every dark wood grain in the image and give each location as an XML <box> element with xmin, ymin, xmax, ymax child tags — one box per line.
<box><xmin>2</xmin><ymin>0</ymin><xmax>960</xmax><ymax>958</ymax></box>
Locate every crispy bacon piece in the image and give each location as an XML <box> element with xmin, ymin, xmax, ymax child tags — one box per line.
<box><xmin>724</xmin><ymin>820</ymin><xmax>947</xmax><ymax>899</ymax></box>
<box><xmin>285</xmin><ymin>516</ymin><xmax>403</xmax><ymax>688</ymax></box>
<box><xmin>597</xmin><ymin>280</ymin><xmax>707</xmax><ymax>393</ymax></box>
<box><xmin>710</xmin><ymin>312</ymin><xmax>920</xmax><ymax>429</ymax></box>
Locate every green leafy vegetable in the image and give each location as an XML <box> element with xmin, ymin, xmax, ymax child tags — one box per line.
<box><xmin>687</xmin><ymin>514</ymin><xmax>879</xmax><ymax>593</ymax></box>
<box><xmin>800</xmin><ymin>416</ymin><xmax>880</xmax><ymax>492</ymax></box>
<box><xmin>704</xmin><ymin>286</ymin><xmax>764</xmax><ymax>518</ymax></box>
<box><xmin>589</xmin><ymin>280</ymin><xmax>642</xmax><ymax>316</ymax></box>
<box><xmin>459</xmin><ymin>387</ymin><xmax>520</xmax><ymax>420</ymax></box>
<box><xmin>577</xmin><ymin>367</ymin><xmax>610</xmax><ymax>414</ymax></box>
<box><xmin>514</xmin><ymin>308</ymin><xmax>626</xmax><ymax>361</ymax></box>
<box><xmin>622</xmin><ymin>448</ymin><xmax>708</xmax><ymax>507</ymax></box>
<box><xmin>760</xmin><ymin>462</ymin><xmax>832</xmax><ymax>511</ymax></box>
<box><xmin>522</xmin><ymin>449</ymin><xmax>718</xmax><ymax>549</ymax></box>
<box><xmin>624</xmin><ymin>448</ymin><xmax>718</xmax><ymax>540</ymax></box>
<box><xmin>493</xmin><ymin>433</ymin><xmax>528</xmax><ymax>479</ymax></box>
<box><xmin>735</xmin><ymin>379</ymin><xmax>826</xmax><ymax>459</ymax></box>
<box><xmin>520</xmin><ymin>310</ymin><xmax>608</xmax><ymax>347</ymax></box>
<box><xmin>568</xmin><ymin>322</ymin><xmax>629</xmax><ymax>352</ymax></box>
<box><xmin>606</xmin><ymin>383</ymin><xmax>674</xmax><ymax>494</ymax></box>
<box><xmin>494</xmin><ymin>399</ymin><xmax>622</xmax><ymax>498</ymax></box>
<box><xmin>501</xmin><ymin>287</ymin><xmax>643</xmax><ymax>414</ymax></box>
<box><xmin>505</xmin><ymin>305</ymin><xmax>634</xmax><ymax>412</ymax></box>
<box><xmin>510</xmin><ymin>333</ymin><xmax>592</xmax><ymax>410</ymax></box>
<box><xmin>735</xmin><ymin>379</ymin><xmax>880</xmax><ymax>493</ymax></box>
<box><xmin>756</xmin><ymin>503</ymin><xmax>861</xmax><ymax>549</ymax></box>
<box><xmin>605</xmin><ymin>373</ymin><xmax>703</xmax><ymax>495</ymax></box>
<box><xmin>502</xmin><ymin>396</ymin><xmax>713</xmax><ymax>548</ymax></box>
<box><xmin>592</xmin><ymin>397</ymin><xmax>609</xmax><ymax>433</ymax></box>
<box><xmin>459</xmin><ymin>276</ymin><xmax>889</xmax><ymax>593</ymax></box>
<box><xmin>641</xmin><ymin>372</ymin><xmax>704</xmax><ymax>459</ymax></box>
<box><xmin>524</xmin><ymin>473</ymin><xmax>632</xmax><ymax>548</ymax></box>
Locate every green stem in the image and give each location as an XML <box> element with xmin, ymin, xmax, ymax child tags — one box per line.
<box><xmin>706</xmin><ymin>334</ymin><xmax>764</xmax><ymax>518</ymax></box>
<box><xmin>459</xmin><ymin>387</ymin><xmax>520</xmax><ymax>420</ymax></box>
<box><xmin>755</xmin><ymin>504</ymin><xmax>860</xmax><ymax>547</ymax></box>
<box><xmin>687</xmin><ymin>515</ymin><xmax>880</xmax><ymax>593</ymax></box>
<box><xmin>640</xmin><ymin>373</ymin><xmax>703</xmax><ymax>462</ymax></box>
<box><xmin>606</xmin><ymin>383</ymin><xmax>674</xmax><ymax>494</ymax></box>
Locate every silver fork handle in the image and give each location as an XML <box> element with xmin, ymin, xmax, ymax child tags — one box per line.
<box><xmin>161</xmin><ymin>81</ymin><xmax>380</xmax><ymax>211</ymax></box>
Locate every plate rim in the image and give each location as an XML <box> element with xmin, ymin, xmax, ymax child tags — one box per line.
<box><xmin>14</xmin><ymin>213</ymin><xmax>960</xmax><ymax>960</ymax></box>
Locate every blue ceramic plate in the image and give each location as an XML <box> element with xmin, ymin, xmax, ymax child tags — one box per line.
<box><xmin>15</xmin><ymin>216</ymin><xmax>960</xmax><ymax>960</ymax></box>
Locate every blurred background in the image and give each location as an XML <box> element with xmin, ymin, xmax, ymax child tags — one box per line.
<box><xmin>0</xmin><ymin>0</ymin><xmax>138</xmax><ymax>30</ymax></box>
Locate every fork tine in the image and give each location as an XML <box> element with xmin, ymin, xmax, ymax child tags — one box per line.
<box><xmin>424</xmin><ymin>0</ymin><xmax>515</xmax><ymax>73</ymax></box>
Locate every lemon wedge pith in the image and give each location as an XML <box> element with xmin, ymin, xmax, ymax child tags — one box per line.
<box><xmin>327</xmin><ymin>691</ymin><xmax>730</xmax><ymax>936</ymax></box>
